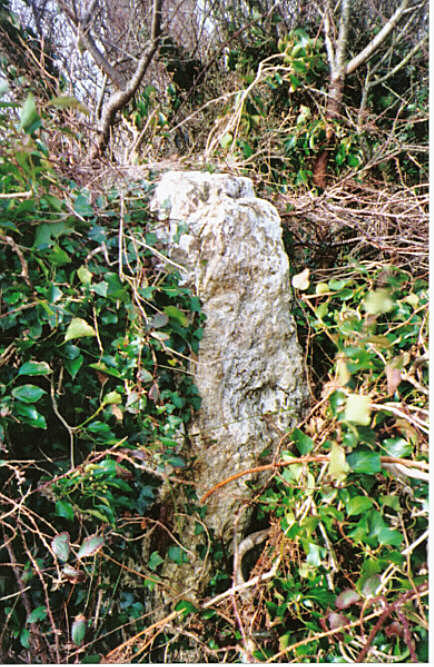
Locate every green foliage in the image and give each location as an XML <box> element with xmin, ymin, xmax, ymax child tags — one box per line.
<box><xmin>244</xmin><ymin>263</ymin><xmax>428</xmax><ymax>661</ymax></box>
<box><xmin>0</xmin><ymin>91</ymin><xmax>204</xmax><ymax>661</ymax></box>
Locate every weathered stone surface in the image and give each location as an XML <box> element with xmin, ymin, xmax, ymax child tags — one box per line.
<box><xmin>151</xmin><ymin>171</ymin><xmax>308</xmax><ymax>548</ymax></box>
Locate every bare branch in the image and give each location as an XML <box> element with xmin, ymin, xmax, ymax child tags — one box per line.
<box><xmin>368</xmin><ymin>34</ymin><xmax>428</xmax><ymax>88</ymax></box>
<box><xmin>90</xmin><ymin>0</ymin><xmax>164</xmax><ymax>157</ymax></box>
<box><xmin>346</xmin><ymin>0</ymin><xmax>410</xmax><ymax>75</ymax></box>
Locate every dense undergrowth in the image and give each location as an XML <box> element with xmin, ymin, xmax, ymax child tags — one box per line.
<box><xmin>0</xmin><ymin>4</ymin><xmax>429</xmax><ymax>662</ymax></box>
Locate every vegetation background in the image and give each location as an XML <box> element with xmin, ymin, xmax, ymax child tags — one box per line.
<box><xmin>0</xmin><ymin>0</ymin><xmax>428</xmax><ymax>662</ymax></box>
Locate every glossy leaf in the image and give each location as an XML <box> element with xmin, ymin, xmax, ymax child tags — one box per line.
<box><xmin>11</xmin><ymin>385</ymin><xmax>45</xmax><ymax>403</ymax></box>
<box><xmin>347</xmin><ymin>450</ymin><xmax>381</xmax><ymax>474</ymax></box>
<box><xmin>14</xmin><ymin>403</ymin><xmax>47</xmax><ymax>429</ymax></box>
<box><xmin>18</xmin><ymin>361</ymin><xmax>52</xmax><ymax>376</ymax></box>
<box><xmin>55</xmin><ymin>500</ymin><xmax>74</xmax><ymax>521</ymax></box>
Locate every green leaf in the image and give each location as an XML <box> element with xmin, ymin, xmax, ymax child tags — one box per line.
<box><xmin>369</xmin><ymin>511</ymin><xmax>402</xmax><ymax>546</ymax></box>
<box><xmin>379</xmin><ymin>494</ymin><xmax>400</xmax><ymax>511</ymax></box>
<box><xmin>18</xmin><ymin>361</ymin><xmax>52</xmax><ymax>376</ymax></box>
<box><xmin>71</xmin><ymin>615</ymin><xmax>87</xmax><ymax>646</ymax></box>
<box><xmin>329</xmin><ymin>441</ymin><xmax>350</xmax><ymax>482</ymax></box>
<box><xmin>363</xmin><ymin>289</ymin><xmax>394</xmax><ymax>315</ymax></box>
<box><xmin>51</xmin><ymin>532</ymin><xmax>70</xmax><ymax>562</ymax></box>
<box><xmin>26</xmin><ymin>606</ymin><xmax>47</xmax><ymax>624</ymax></box>
<box><xmin>55</xmin><ymin>500</ymin><xmax>74</xmax><ymax>521</ymax></box>
<box><xmin>77</xmin><ymin>535</ymin><xmax>104</xmax><ymax>559</ymax></box>
<box><xmin>381</xmin><ymin>438</ymin><xmax>412</xmax><ymax>458</ymax></box>
<box><xmin>220</xmin><ymin>133</ymin><xmax>233</xmax><ymax>149</ymax></box>
<box><xmin>347</xmin><ymin>449</ymin><xmax>381</xmax><ymax>475</ymax></box>
<box><xmin>11</xmin><ymin>384</ymin><xmax>45</xmax><ymax>403</ymax></box>
<box><xmin>164</xmin><ymin>305</ymin><xmax>188</xmax><ymax>327</ymax></box>
<box><xmin>167</xmin><ymin>545</ymin><xmax>189</xmax><ymax>564</ymax></box>
<box><xmin>362</xmin><ymin>574</ymin><xmax>381</xmax><ymax>597</ymax></box>
<box><xmin>148</xmin><ymin>551</ymin><xmax>164</xmax><ymax>571</ymax></box>
<box><xmin>165</xmin><ymin>455</ymin><xmax>185</xmax><ymax>468</ymax></box>
<box><xmin>34</xmin><ymin>221</ymin><xmax>70</xmax><ymax>249</ymax></box>
<box><xmin>64</xmin><ymin>317</ymin><xmax>96</xmax><ymax>341</ymax></box>
<box><xmin>346</xmin><ymin>496</ymin><xmax>374</xmax><ymax>517</ymax></box>
<box><xmin>74</xmin><ymin>194</ymin><xmax>94</xmax><ymax>217</ymax></box>
<box><xmin>48</xmin><ymin>245</ymin><xmax>70</xmax><ymax>266</ymax></box>
<box><xmin>20</xmin><ymin>628</ymin><xmax>30</xmax><ymax>648</ymax></box>
<box><xmin>14</xmin><ymin>403</ymin><xmax>47</xmax><ymax>429</ymax></box>
<box><xmin>304</xmin><ymin>542</ymin><xmax>326</xmax><ymax>566</ymax></box>
<box><xmin>64</xmin><ymin>355</ymin><xmax>83</xmax><ymax>379</ymax></box>
<box><xmin>77</xmin><ymin>266</ymin><xmax>93</xmax><ymax>285</ymax></box>
<box><xmin>344</xmin><ymin>394</ymin><xmax>371</xmax><ymax>425</ymax></box>
<box><xmin>89</xmin><ymin>362</ymin><xmax>123</xmax><ymax>379</ymax></box>
<box><xmin>48</xmin><ymin>95</ymin><xmax>89</xmax><ymax>114</ymax></box>
<box><xmin>291</xmin><ymin>428</ymin><xmax>314</xmax><ymax>455</ymax></box>
<box><xmin>175</xmin><ymin>599</ymin><xmax>198</xmax><ymax>617</ymax></box>
<box><xmin>19</xmin><ymin>94</ymin><xmax>41</xmax><ymax>134</ymax></box>
<box><xmin>102</xmin><ymin>391</ymin><xmax>122</xmax><ymax>405</ymax></box>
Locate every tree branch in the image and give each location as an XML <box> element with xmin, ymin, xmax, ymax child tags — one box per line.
<box><xmin>90</xmin><ymin>0</ymin><xmax>164</xmax><ymax>158</ymax></box>
<box><xmin>367</xmin><ymin>34</ymin><xmax>427</xmax><ymax>88</ymax></box>
<box><xmin>345</xmin><ymin>0</ymin><xmax>409</xmax><ymax>75</ymax></box>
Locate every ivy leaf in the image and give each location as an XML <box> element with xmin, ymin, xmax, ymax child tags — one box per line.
<box><xmin>363</xmin><ymin>288</ymin><xmax>394</xmax><ymax>315</ymax></box>
<box><xmin>148</xmin><ymin>551</ymin><xmax>164</xmax><ymax>571</ymax></box>
<box><xmin>64</xmin><ymin>317</ymin><xmax>96</xmax><ymax>341</ymax></box>
<box><xmin>102</xmin><ymin>391</ymin><xmax>122</xmax><ymax>405</ymax></box>
<box><xmin>26</xmin><ymin>606</ymin><xmax>47</xmax><ymax>624</ymax></box>
<box><xmin>175</xmin><ymin>599</ymin><xmax>198</xmax><ymax>617</ymax></box>
<box><xmin>347</xmin><ymin>449</ymin><xmax>381</xmax><ymax>475</ymax></box>
<box><xmin>346</xmin><ymin>495</ymin><xmax>374</xmax><ymax>517</ymax></box>
<box><xmin>74</xmin><ymin>195</ymin><xmax>94</xmax><ymax>217</ymax></box>
<box><xmin>344</xmin><ymin>394</ymin><xmax>371</xmax><ymax>426</ymax></box>
<box><xmin>164</xmin><ymin>305</ymin><xmax>188</xmax><ymax>327</ymax></box>
<box><xmin>77</xmin><ymin>266</ymin><xmax>93</xmax><ymax>285</ymax></box>
<box><xmin>362</xmin><ymin>574</ymin><xmax>381</xmax><ymax>597</ymax></box>
<box><xmin>51</xmin><ymin>532</ymin><xmax>70</xmax><ymax>562</ymax></box>
<box><xmin>167</xmin><ymin>545</ymin><xmax>189</xmax><ymax>564</ymax></box>
<box><xmin>55</xmin><ymin>500</ymin><xmax>74</xmax><ymax>521</ymax></box>
<box><xmin>292</xmin><ymin>268</ymin><xmax>310</xmax><ymax>290</ymax></box>
<box><xmin>11</xmin><ymin>385</ymin><xmax>45</xmax><ymax>403</ymax></box>
<box><xmin>77</xmin><ymin>535</ymin><xmax>104</xmax><ymax>559</ymax></box>
<box><xmin>19</xmin><ymin>94</ymin><xmax>41</xmax><ymax>134</ymax></box>
<box><xmin>291</xmin><ymin>428</ymin><xmax>314</xmax><ymax>455</ymax></box>
<box><xmin>381</xmin><ymin>437</ymin><xmax>412</xmax><ymax>458</ymax></box>
<box><xmin>335</xmin><ymin>589</ymin><xmax>361</xmax><ymax>610</ymax></box>
<box><xmin>329</xmin><ymin>442</ymin><xmax>350</xmax><ymax>482</ymax></box>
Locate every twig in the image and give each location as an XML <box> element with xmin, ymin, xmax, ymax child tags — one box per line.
<box><xmin>200</xmin><ymin>455</ymin><xmax>428</xmax><ymax>503</ymax></box>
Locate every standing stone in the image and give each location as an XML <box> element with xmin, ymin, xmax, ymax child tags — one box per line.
<box><xmin>151</xmin><ymin>171</ymin><xmax>308</xmax><ymax>548</ymax></box>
